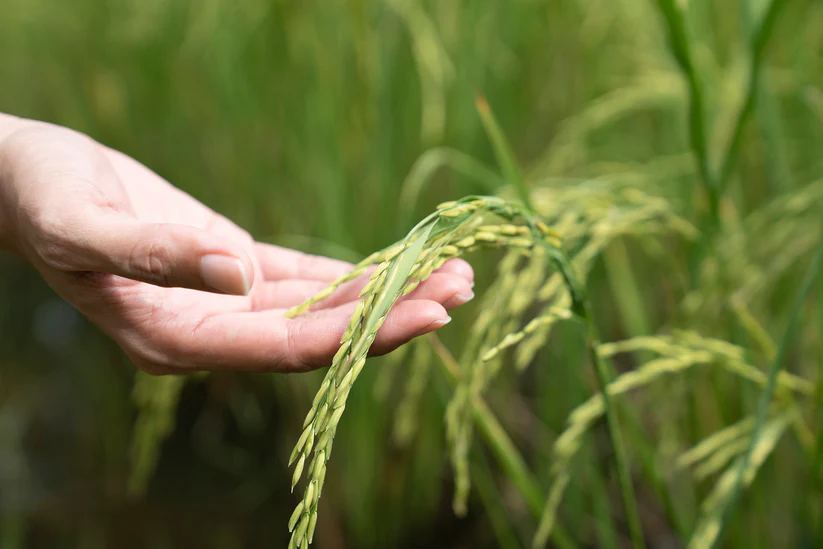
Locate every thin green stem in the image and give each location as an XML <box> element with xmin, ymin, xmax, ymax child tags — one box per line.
<box><xmin>655</xmin><ymin>0</ymin><xmax>717</xmax><ymax>226</ymax></box>
<box><xmin>713</xmin><ymin>222</ymin><xmax>823</xmax><ymax>548</ymax></box>
<box><xmin>656</xmin><ymin>0</ymin><xmax>786</xmax><ymax>225</ymax></box>
<box><xmin>472</xmin><ymin>451</ymin><xmax>524</xmax><ymax>549</ymax></box>
<box><xmin>815</xmin><ymin>256</ymin><xmax>823</xmax><ymax>545</ymax></box>
<box><xmin>398</xmin><ymin>147</ymin><xmax>505</xmax><ymax>229</ymax></box>
<box><xmin>475</xmin><ymin>95</ymin><xmax>535</xmax><ymax>212</ymax></box>
<box><xmin>600</xmin><ymin>352</ymin><xmax>691</xmax><ymax>542</ymax></box>
<box><xmin>428</xmin><ymin>334</ymin><xmax>576</xmax><ymax>549</ymax></box>
<box><xmin>582</xmin><ymin>304</ymin><xmax>646</xmax><ymax>549</ymax></box>
<box><xmin>717</xmin><ymin>0</ymin><xmax>788</xmax><ymax>194</ymax></box>
<box><xmin>816</xmin><ymin>271</ymin><xmax>823</xmax><ymax>483</ymax></box>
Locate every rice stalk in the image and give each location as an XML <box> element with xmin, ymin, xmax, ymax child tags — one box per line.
<box><xmin>128</xmin><ymin>373</ymin><xmax>188</xmax><ymax>496</ymax></box>
<box><xmin>531</xmin><ymin>471</ymin><xmax>571</xmax><ymax>549</ymax></box>
<box><xmin>480</xmin><ymin>306</ymin><xmax>572</xmax><ymax>363</ymax></box>
<box><xmin>428</xmin><ymin>334</ymin><xmax>576</xmax><ymax>549</ymax></box>
<box><xmin>446</xmin><ymin>250</ymin><xmax>529</xmax><ymax>514</ymax></box>
<box><xmin>285</xmin><ymin>219</ymin><xmax>437</xmax><ymax>549</ymax></box>
<box><xmin>655</xmin><ymin>0</ymin><xmax>717</xmax><ymax>223</ymax></box>
<box><xmin>676</xmin><ymin>417</ymin><xmax>755</xmax><ymax>471</ymax></box>
<box><xmin>692</xmin><ymin>438</ymin><xmax>751</xmax><ymax>482</ymax></box>
<box><xmin>684</xmin><ymin>181</ymin><xmax>823</xmax><ymax>324</ymax></box>
<box><xmin>671</xmin><ymin>331</ymin><xmax>813</xmax><ymax>396</ymax></box>
<box><xmin>471</xmin><ymin>451</ymin><xmax>523</xmax><ymax>549</ymax></box>
<box><xmin>529</xmin><ymin>73</ymin><xmax>685</xmax><ymax>178</ymax></box>
<box><xmin>371</xmin><ymin>341</ymin><xmax>410</xmax><ymax>403</ymax></box>
<box><xmin>710</xmin><ymin>220</ymin><xmax>823</xmax><ymax>548</ymax></box>
<box><xmin>530</xmin><ymin>327</ymin><xmax>815</xmax><ymax>547</ymax></box>
<box><xmin>509</xmin><ymin>185</ymin><xmax>696</xmax><ymax>370</ymax></box>
<box><xmin>576</xmin><ymin>304</ymin><xmax>646</xmax><ymax>549</ymax></box>
<box><xmin>387</xmin><ymin>0</ymin><xmax>454</xmax><ymax>145</ymax></box>
<box><xmin>397</xmin><ymin>147</ymin><xmax>503</xmax><ymax>227</ymax></box>
<box><xmin>285</xmin><ymin>196</ymin><xmax>583</xmax><ymax>547</ymax></box>
<box><xmin>447</xmin><ymin>237</ymin><xmax>573</xmax><ymax>514</ymax></box>
<box><xmin>687</xmin><ymin>411</ymin><xmax>794</xmax><ymax>549</ymax></box>
<box><xmin>475</xmin><ymin>95</ymin><xmax>533</xmax><ymax>211</ymax></box>
<box><xmin>392</xmin><ymin>339</ymin><xmax>433</xmax><ymax>447</ymax></box>
<box><xmin>716</xmin><ymin>0</ymin><xmax>789</xmax><ymax>193</ymax></box>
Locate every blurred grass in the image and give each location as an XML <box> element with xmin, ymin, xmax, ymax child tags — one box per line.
<box><xmin>1</xmin><ymin>0</ymin><xmax>823</xmax><ymax>547</ymax></box>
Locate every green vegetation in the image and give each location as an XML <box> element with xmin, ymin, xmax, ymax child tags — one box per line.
<box><xmin>2</xmin><ymin>0</ymin><xmax>823</xmax><ymax>547</ymax></box>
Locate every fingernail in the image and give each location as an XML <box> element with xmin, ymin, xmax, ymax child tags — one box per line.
<box><xmin>453</xmin><ymin>291</ymin><xmax>475</xmax><ymax>305</ymax></box>
<box><xmin>426</xmin><ymin>316</ymin><xmax>452</xmax><ymax>331</ymax></box>
<box><xmin>200</xmin><ymin>254</ymin><xmax>250</xmax><ymax>295</ymax></box>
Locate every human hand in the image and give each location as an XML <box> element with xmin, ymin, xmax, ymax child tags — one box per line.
<box><xmin>0</xmin><ymin>115</ymin><xmax>474</xmax><ymax>374</ymax></box>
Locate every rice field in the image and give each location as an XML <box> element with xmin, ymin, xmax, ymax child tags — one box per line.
<box><xmin>2</xmin><ymin>0</ymin><xmax>823</xmax><ymax>547</ymax></box>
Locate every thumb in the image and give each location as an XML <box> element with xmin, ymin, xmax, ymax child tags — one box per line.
<box><xmin>46</xmin><ymin>216</ymin><xmax>254</xmax><ymax>295</ymax></box>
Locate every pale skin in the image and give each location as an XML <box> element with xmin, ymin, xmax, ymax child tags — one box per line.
<box><xmin>0</xmin><ymin>113</ymin><xmax>474</xmax><ymax>374</ymax></box>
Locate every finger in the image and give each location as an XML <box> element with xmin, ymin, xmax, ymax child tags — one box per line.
<box><xmin>163</xmin><ymin>300</ymin><xmax>450</xmax><ymax>373</ymax></box>
<box><xmin>401</xmin><ymin>272</ymin><xmax>474</xmax><ymax>310</ymax></box>
<box><xmin>311</xmin><ymin>271</ymin><xmax>471</xmax><ymax>311</ymax></box>
<box><xmin>435</xmin><ymin>258</ymin><xmax>474</xmax><ymax>285</ymax></box>
<box><xmin>263</xmin><ymin>257</ymin><xmax>476</xmax><ymax>312</ymax></box>
<box><xmin>251</xmin><ymin>279</ymin><xmax>330</xmax><ymax>310</ymax></box>
<box><xmin>254</xmin><ymin>242</ymin><xmax>353</xmax><ymax>282</ymax></box>
<box><xmin>38</xmin><ymin>213</ymin><xmax>255</xmax><ymax>295</ymax></box>
<box><xmin>368</xmin><ymin>300</ymin><xmax>451</xmax><ymax>355</ymax></box>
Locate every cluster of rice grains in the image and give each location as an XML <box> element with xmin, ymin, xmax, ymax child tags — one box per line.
<box><xmin>532</xmin><ymin>331</ymin><xmax>811</xmax><ymax>548</ymax></box>
<box><xmin>284</xmin><ymin>182</ymin><xmax>707</xmax><ymax>547</ymax></box>
<box><xmin>283</xmin><ymin>196</ymin><xmax>583</xmax><ymax>548</ymax></box>
<box><xmin>121</xmin><ymin>181</ymin><xmax>807</xmax><ymax>549</ymax></box>
<box><xmin>124</xmin><ymin>183</ymin><xmax>706</xmax><ymax>548</ymax></box>
<box><xmin>444</xmin><ymin>179</ymin><xmax>699</xmax><ymax>520</ymax></box>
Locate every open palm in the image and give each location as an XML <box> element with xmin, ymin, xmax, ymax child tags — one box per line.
<box><xmin>0</xmin><ymin>118</ymin><xmax>474</xmax><ymax>374</ymax></box>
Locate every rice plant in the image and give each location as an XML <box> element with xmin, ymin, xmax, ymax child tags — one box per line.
<box><xmin>281</xmin><ymin>180</ymin><xmax>821</xmax><ymax>549</ymax></box>
<box><xmin>5</xmin><ymin>0</ymin><xmax>823</xmax><ymax>547</ymax></box>
<box><xmin>283</xmin><ymin>195</ymin><xmax>589</xmax><ymax>548</ymax></box>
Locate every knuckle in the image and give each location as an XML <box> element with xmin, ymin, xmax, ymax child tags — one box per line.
<box><xmin>128</xmin><ymin>237</ymin><xmax>173</xmax><ymax>286</ymax></box>
<box><xmin>285</xmin><ymin>321</ymin><xmax>315</xmax><ymax>372</ymax></box>
<box><xmin>30</xmin><ymin>209</ymin><xmax>76</xmax><ymax>270</ymax></box>
<box><xmin>156</xmin><ymin>329</ymin><xmax>197</xmax><ymax>369</ymax></box>
<box><xmin>439</xmin><ymin>275</ymin><xmax>464</xmax><ymax>294</ymax></box>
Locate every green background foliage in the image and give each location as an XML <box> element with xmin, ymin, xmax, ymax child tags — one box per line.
<box><xmin>1</xmin><ymin>0</ymin><xmax>823</xmax><ymax>547</ymax></box>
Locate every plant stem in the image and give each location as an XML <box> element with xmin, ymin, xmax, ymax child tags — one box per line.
<box><xmin>475</xmin><ymin>95</ymin><xmax>535</xmax><ymax>212</ymax></box>
<box><xmin>717</xmin><ymin>0</ymin><xmax>788</xmax><ymax>195</ymax></box>
<box><xmin>428</xmin><ymin>334</ymin><xmax>576</xmax><ymax>549</ymax></box>
<box><xmin>655</xmin><ymin>0</ymin><xmax>717</xmax><ymax>226</ymax></box>
<box><xmin>582</xmin><ymin>303</ymin><xmax>646</xmax><ymax>549</ymax></box>
<box><xmin>656</xmin><ymin>0</ymin><xmax>787</xmax><ymax>229</ymax></box>
<box><xmin>713</xmin><ymin>221</ymin><xmax>823</xmax><ymax>548</ymax></box>
<box><xmin>472</xmin><ymin>451</ymin><xmax>524</xmax><ymax>549</ymax></box>
<box><xmin>815</xmin><ymin>254</ymin><xmax>823</xmax><ymax>545</ymax></box>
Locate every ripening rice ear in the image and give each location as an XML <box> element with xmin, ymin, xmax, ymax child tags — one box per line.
<box><xmin>284</xmin><ymin>196</ymin><xmax>580</xmax><ymax>548</ymax></box>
